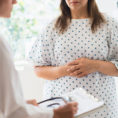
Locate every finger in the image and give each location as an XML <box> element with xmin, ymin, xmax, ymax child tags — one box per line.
<box><xmin>30</xmin><ymin>99</ymin><xmax>38</xmax><ymax>106</ymax></box>
<box><xmin>69</xmin><ymin>102</ymin><xmax>78</xmax><ymax>107</ymax></box>
<box><xmin>77</xmin><ymin>73</ymin><xmax>87</xmax><ymax>78</ymax></box>
<box><xmin>67</xmin><ymin>65</ymin><xmax>80</xmax><ymax>72</ymax></box>
<box><xmin>70</xmin><ymin>69</ymin><xmax>82</xmax><ymax>76</ymax></box>
<box><xmin>68</xmin><ymin>60</ymin><xmax>79</xmax><ymax>66</ymax></box>
<box><xmin>68</xmin><ymin>102</ymin><xmax>78</xmax><ymax>114</ymax></box>
<box><xmin>73</xmin><ymin>102</ymin><xmax>78</xmax><ymax>107</ymax></box>
<box><xmin>72</xmin><ymin>105</ymin><xmax>78</xmax><ymax>114</ymax></box>
<box><xmin>73</xmin><ymin>107</ymin><xmax>78</xmax><ymax>114</ymax></box>
<box><xmin>33</xmin><ymin>100</ymin><xmax>38</xmax><ymax>106</ymax></box>
<box><xmin>72</xmin><ymin>102</ymin><xmax>78</xmax><ymax>111</ymax></box>
<box><xmin>34</xmin><ymin>66</ymin><xmax>40</xmax><ymax>69</ymax></box>
<box><xmin>69</xmin><ymin>71</ymin><xmax>82</xmax><ymax>76</ymax></box>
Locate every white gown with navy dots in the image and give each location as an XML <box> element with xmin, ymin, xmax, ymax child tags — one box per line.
<box><xmin>28</xmin><ymin>15</ymin><xmax>118</xmax><ymax>118</ymax></box>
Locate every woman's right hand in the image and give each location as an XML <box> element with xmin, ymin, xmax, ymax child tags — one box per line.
<box><xmin>53</xmin><ymin>102</ymin><xmax>78</xmax><ymax>118</ymax></box>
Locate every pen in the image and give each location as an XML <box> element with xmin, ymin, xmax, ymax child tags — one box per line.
<box><xmin>37</xmin><ymin>97</ymin><xmax>67</xmax><ymax>104</ymax></box>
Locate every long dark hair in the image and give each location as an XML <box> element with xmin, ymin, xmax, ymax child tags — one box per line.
<box><xmin>55</xmin><ymin>0</ymin><xmax>106</xmax><ymax>33</ymax></box>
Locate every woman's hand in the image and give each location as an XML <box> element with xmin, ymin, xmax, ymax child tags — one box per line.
<box><xmin>26</xmin><ymin>99</ymin><xmax>38</xmax><ymax>106</ymax></box>
<box><xmin>67</xmin><ymin>58</ymin><xmax>97</xmax><ymax>78</ymax></box>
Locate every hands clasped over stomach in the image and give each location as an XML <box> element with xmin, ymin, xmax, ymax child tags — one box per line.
<box><xmin>63</xmin><ymin>58</ymin><xmax>97</xmax><ymax>78</ymax></box>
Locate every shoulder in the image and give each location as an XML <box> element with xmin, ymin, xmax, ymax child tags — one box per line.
<box><xmin>103</xmin><ymin>13</ymin><xmax>118</xmax><ymax>28</ymax></box>
<box><xmin>38</xmin><ymin>18</ymin><xmax>57</xmax><ymax>40</ymax></box>
<box><xmin>35</xmin><ymin>19</ymin><xmax>57</xmax><ymax>44</ymax></box>
<box><xmin>42</xmin><ymin>18</ymin><xmax>57</xmax><ymax>33</ymax></box>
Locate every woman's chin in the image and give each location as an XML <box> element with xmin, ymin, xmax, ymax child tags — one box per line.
<box><xmin>4</xmin><ymin>14</ymin><xmax>11</xmax><ymax>18</ymax></box>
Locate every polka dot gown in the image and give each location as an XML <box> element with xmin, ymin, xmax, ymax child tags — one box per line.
<box><xmin>28</xmin><ymin>14</ymin><xmax>118</xmax><ymax>118</ymax></box>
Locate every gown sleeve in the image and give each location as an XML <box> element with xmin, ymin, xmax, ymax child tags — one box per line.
<box><xmin>0</xmin><ymin>36</ymin><xmax>53</xmax><ymax>118</ymax></box>
<box><xmin>107</xmin><ymin>17</ymin><xmax>118</xmax><ymax>69</ymax></box>
<box><xmin>28</xmin><ymin>23</ymin><xmax>54</xmax><ymax>66</ymax></box>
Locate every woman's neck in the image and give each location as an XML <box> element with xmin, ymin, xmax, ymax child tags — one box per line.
<box><xmin>71</xmin><ymin>7</ymin><xmax>89</xmax><ymax>19</ymax></box>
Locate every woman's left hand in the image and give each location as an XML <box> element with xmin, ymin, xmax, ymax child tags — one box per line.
<box><xmin>67</xmin><ymin>58</ymin><xmax>97</xmax><ymax>78</ymax></box>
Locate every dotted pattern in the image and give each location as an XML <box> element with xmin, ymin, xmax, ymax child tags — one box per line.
<box><xmin>28</xmin><ymin>15</ymin><xmax>118</xmax><ymax>118</ymax></box>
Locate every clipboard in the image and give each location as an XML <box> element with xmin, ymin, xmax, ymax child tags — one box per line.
<box><xmin>75</xmin><ymin>105</ymin><xmax>106</xmax><ymax>118</ymax></box>
<box><xmin>38</xmin><ymin>88</ymin><xmax>105</xmax><ymax>117</ymax></box>
<box><xmin>63</xmin><ymin>88</ymin><xmax>105</xmax><ymax>117</ymax></box>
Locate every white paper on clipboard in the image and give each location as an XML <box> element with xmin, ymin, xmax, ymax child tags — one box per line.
<box><xmin>64</xmin><ymin>88</ymin><xmax>105</xmax><ymax>117</ymax></box>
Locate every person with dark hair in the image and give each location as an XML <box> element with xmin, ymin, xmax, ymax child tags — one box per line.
<box><xmin>0</xmin><ymin>0</ymin><xmax>78</xmax><ymax>118</ymax></box>
<box><xmin>29</xmin><ymin>0</ymin><xmax>118</xmax><ymax>118</ymax></box>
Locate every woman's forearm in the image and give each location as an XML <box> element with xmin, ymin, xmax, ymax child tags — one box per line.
<box><xmin>34</xmin><ymin>66</ymin><xmax>68</xmax><ymax>80</ymax></box>
<box><xmin>34</xmin><ymin>60</ymin><xmax>118</xmax><ymax>80</ymax></box>
<box><xmin>94</xmin><ymin>60</ymin><xmax>118</xmax><ymax>76</ymax></box>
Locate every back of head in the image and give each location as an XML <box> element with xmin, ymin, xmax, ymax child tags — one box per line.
<box><xmin>0</xmin><ymin>0</ymin><xmax>17</xmax><ymax>18</ymax></box>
